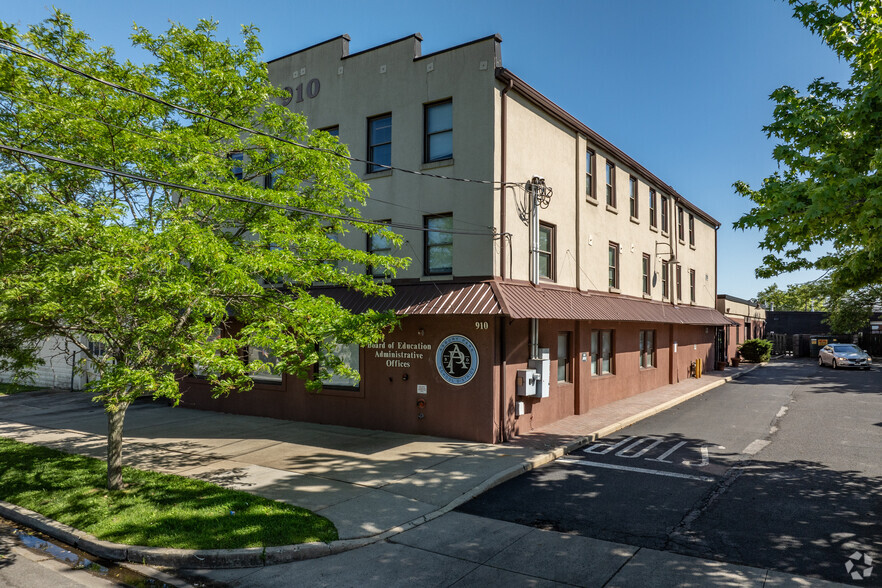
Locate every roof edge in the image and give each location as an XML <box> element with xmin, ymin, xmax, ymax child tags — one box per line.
<box><xmin>495</xmin><ymin>67</ymin><xmax>720</xmax><ymax>229</ymax></box>
<box><xmin>267</xmin><ymin>35</ymin><xmax>351</xmax><ymax>64</ymax></box>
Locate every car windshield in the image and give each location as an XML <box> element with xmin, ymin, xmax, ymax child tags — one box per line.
<box><xmin>831</xmin><ymin>345</ymin><xmax>861</xmax><ymax>353</ymax></box>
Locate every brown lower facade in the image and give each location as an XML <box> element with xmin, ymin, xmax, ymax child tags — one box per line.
<box><xmin>180</xmin><ymin>280</ymin><xmax>729</xmax><ymax>443</ymax></box>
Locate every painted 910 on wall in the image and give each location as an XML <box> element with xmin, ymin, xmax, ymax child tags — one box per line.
<box><xmin>436</xmin><ymin>334</ymin><xmax>479</xmax><ymax>385</ymax></box>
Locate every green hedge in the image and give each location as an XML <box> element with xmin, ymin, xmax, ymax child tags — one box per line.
<box><xmin>739</xmin><ymin>338</ymin><xmax>773</xmax><ymax>362</ymax></box>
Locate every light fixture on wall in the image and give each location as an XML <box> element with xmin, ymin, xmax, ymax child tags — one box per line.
<box><xmin>418</xmin><ymin>328</ymin><xmax>425</xmax><ymax>336</ymax></box>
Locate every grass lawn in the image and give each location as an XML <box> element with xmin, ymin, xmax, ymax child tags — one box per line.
<box><xmin>0</xmin><ymin>383</ymin><xmax>43</xmax><ymax>396</ymax></box>
<box><xmin>0</xmin><ymin>437</ymin><xmax>338</xmax><ymax>549</ymax></box>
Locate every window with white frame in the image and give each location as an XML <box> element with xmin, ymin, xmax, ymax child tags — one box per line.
<box><xmin>586</xmin><ymin>149</ymin><xmax>595</xmax><ymax>200</ymax></box>
<box><xmin>629</xmin><ymin>176</ymin><xmax>638</xmax><ymax>218</ymax></box>
<box><xmin>424</xmin><ymin>100</ymin><xmax>453</xmax><ymax>162</ymax></box>
<box><xmin>321</xmin><ymin>342</ymin><xmax>360</xmax><ymax>388</ymax></box>
<box><xmin>591</xmin><ymin>329</ymin><xmax>614</xmax><ymax>375</ymax></box>
<box><xmin>425</xmin><ymin>214</ymin><xmax>453</xmax><ymax>275</ymax></box>
<box><xmin>606</xmin><ymin>162</ymin><xmax>616</xmax><ymax>207</ymax></box>
<box><xmin>539</xmin><ymin>222</ymin><xmax>555</xmax><ymax>281</ymax></box>
<box><xmin>609</xmin><ymin>242</ymin><xmax>619</xmax><ymax>289</ymax></box>
<box><xmin>639</xmin><ymin>330</ymin><xmax>655</xmax><ymax>368</ymax></box>
<box><xmin>367</xmin><ymin>114</ymin><xmax>392</xmax><ymax>173</ymax></box>
<box><xmin>367</xmin><ymin>222</ymin><xmax>392</xmax><ymax>277</ymax></box>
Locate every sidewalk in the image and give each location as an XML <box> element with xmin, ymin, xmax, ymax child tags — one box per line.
<box><xmin>0</xmin><ymin>361</ymin><xmax>847</xmax><ymax>586</ymax></box>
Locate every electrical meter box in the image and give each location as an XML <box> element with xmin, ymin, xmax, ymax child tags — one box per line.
<box><xmin>528</xmin><ymin>348</ymin><xmax>551</xmax><ymax>398</ymax></box>
<box><xmin>516</xmin><ymin>369</ymin><xmax>538</xmax><ymax>396</ymax></box>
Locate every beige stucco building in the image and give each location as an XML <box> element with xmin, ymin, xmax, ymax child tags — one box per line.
<box><xmin>183</xmin><ymin>33</ymin><xmax>731</xmax><ymax>442</ymax></box>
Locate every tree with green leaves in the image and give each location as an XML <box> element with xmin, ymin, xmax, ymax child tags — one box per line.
<box><xmin>824</xmin><ymin>283</ymin><xmax>881</xmax><ymax>333</ymax></box>
<box><xmin>734</xmin><ymin>0</ymin><xmax>882</xmax><ymax>297</ymax></box>
<box><xmin>756</xmin><ymin>281</ymin><xmax>828</xmax><ymax>311</ymax></box>
<box><xmin>0</xmin><ymin>12</ymin><xmax>407</xmax><ymax>490</ymax></box>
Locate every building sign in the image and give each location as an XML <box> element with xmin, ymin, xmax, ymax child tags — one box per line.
<box><xmin>366</xmin><ymin>340</ymin><xmax>431</xmax><ymax>368</ymax></box>
<box><xmin>436</xmin><ymin>335</ymin><xmax>479</xmax><ymax>386</ymax></box>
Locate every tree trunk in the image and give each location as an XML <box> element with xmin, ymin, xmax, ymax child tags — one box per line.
<box><xmin>106</xmin><ymin>402</ymin><xmax>129</xmax><ymax>490</ymax></box>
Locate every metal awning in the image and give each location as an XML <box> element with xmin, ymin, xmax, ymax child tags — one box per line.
<box><xmin>311</xmin><ymin>281</ymin><xmax>503</xmax><ymax>315</ymax></box>
<box><xmin>311</xmin><ymin>280</ymin><xmax>734</xmax><ymax>326</ymax></box>
<box><xmin>494</xmin><ymin>281</ymin><xmax>734</xmax><ymax>326</ymax></box>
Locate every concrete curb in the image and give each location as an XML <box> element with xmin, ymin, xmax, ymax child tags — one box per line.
<box><xmin>0</xmin><ymin>363</ymin><xmax>764</xmax><ymax>569</ymax></box>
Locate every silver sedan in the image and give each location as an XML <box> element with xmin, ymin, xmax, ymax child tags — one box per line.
<box><xmin>818</xmin><ymin>344</ymin><xmax>872</xmax><ymax>370</ymax></box>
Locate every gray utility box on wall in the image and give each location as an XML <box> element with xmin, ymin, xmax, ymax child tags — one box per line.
<box><xmin>528</xmin><ymin>348</ymin><xmax>551</xmax><ymax>398</ymax></box>
<box><xmin>516</xmin><ymin>369</ymin><xmax>539</xmax><ymax>396</ymax></box>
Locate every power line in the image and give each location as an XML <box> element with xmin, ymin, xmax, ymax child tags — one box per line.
<box><xmin>0</xmin><ymin>38</ymin><xmax>523</xmax><ymax>189</ymax></box>
<box><xmin>0</xmin><ymin>143</ymin><xmax>501</xmax><ymax>238</ymax></box>
<box><xmin>0</xmin><ymin>89</ymin><xmax>498</xmax><ymax>233</ymax></box>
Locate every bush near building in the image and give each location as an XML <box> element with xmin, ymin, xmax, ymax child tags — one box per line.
<box><xmin>739</xmin><ymin>339</ymin><xmax>773</xmax><ymax>363</ymax></box>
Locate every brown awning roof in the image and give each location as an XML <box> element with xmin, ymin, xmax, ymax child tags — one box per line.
<box><xmin>311</xmin><ymin>280</ymin><xmax>733</xmax><ymax>325</ymax></box>
<box><xmin>494</xmin><ymin>281</ymin><xmax>734</xmax><ymax>326</ymax></box>
<box><xmin>311</xmin><ymin>281</ymin><xmax>503</xmax><ymax>315</ymax></box>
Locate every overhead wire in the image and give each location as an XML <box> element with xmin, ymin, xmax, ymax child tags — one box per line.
<box><xmin>0</xmin><ymin>38</ymin><xmax>526</xmax><ymax>189</ymax></box>
<box><xmin>0</xmin><ymin>90</ymin><xmax>502</xmax><ymax>233</ymax></box>
<box><xmin>0</xmin><ymin>143</ymin><xmax>500</xmax><ymax>237</ymax></box>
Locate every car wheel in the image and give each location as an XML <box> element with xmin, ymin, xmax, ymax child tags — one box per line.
<box><xmin>832</xmin><ymin>359</ymin><xmax>838</xmax><ymax>369</ymax></box>
<box><xmin>818</xmin><ymin>356</ymin><xmax>824</xmax><ymax>367</ymax></box>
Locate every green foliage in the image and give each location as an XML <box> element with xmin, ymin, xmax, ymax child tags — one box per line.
<box><xmin>738</xmin><ymin>338</ymin><xmax>773</xmax><ymax>363</ymax></box>
<box><xmin>0</xmin><ymin>437</ymin><xmax>337</xmax><ymax>548</ymax></box>
<box><xmin>824</xmin><ymin>283</ymin><xmax>882</xmax><ymax>332</ymax></box>
<box><xmin>0</xmin><ymin>12</ymin><xmax>410</xmax><ymax>488</ymax></box>
<box><xmin>0</xmin><ymin>382</ymin><xmax>42</xmax><ymax>396</ymax></box>
<box><xmin>756</xmin><ymin>282</ymin><xmax>828</xmax><ymax>311</ymax></box>
<box><xmin>0</xmin><ymin>12</ymin><xmax>408</xmax><ymax>406</ymax></box>
<box><xmin>734</xmin><ymin>0</ymin><xmax>882</xmax><ymax>294</ymax></box>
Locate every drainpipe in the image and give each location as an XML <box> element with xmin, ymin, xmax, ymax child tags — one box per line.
<box><xmin>499</xmin><ymin>78</ymin><xmax>513</xmax><ymax>443</ymax></box>
<box><xmin>500</xmin><ymin>78</ymin><xmax>513</xmax><ymax>280</ymax></box>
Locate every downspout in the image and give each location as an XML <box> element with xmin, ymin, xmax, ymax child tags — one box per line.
<box><xmin>500</xmin><ymin>77</ymin><xmax>513</xmax><ymax>280</ymax></box>
<box><xmin>499</xmin><ymin>77</ymin><xmax>513</xmax><ymax>443</ymax></box>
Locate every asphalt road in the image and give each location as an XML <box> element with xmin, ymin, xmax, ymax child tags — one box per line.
<box><xmin>458</xmin><ymin>358</ymin><xmax>882</xmax><ymax>585</ymax></box>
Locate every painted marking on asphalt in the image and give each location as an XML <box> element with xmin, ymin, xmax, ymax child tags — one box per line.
<box><xmin>683</xmin><ymin>445</ymin><xmax>710</xmax><ymax>467</ymax></box>
<box><xmin>645</xmin><ymin>441</ymin><xmax>688</xmax><ymax>463</ymax></box>
<box><xmin>614</xmin><ymin>436</ymin><xmax>664</xmax><ymax>458</ymax></box>
<box><xmin>558</xmin><ymin>457</ymin><xmax>717</xmax><ymax>482</ymax></box>
<box><xmin>742</xmin><ymin>439</ymin><xmax>770</xmax><ymax>455</ymax></box>
<box><xmin>583</xmin><ymin>436</ymin><xmax>635</xmax><ymax>455</ymax></box>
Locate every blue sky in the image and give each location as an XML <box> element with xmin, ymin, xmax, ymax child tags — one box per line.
<box><xmin>4</xmin><ymin>0</ymin><xmax>851</xmax><ymax>300</ymax></box>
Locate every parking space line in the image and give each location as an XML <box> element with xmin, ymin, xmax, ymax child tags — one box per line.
<box><xmin>558</xmin><ymin>457</ymin><xmax>717</xmax><ymax>482</ymax></box>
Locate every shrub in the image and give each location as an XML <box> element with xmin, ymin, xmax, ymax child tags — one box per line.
<box><xmin>738</xmin><ymin>338</ymin><xmax>773</xmax><ymax>362</ymax></box>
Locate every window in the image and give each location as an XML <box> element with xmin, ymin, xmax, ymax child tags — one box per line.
<box><xmin>248</xmin><ymin>346</ymin><xmax>281</xmax><ymax>383</ymax></box>
<box><xmin>661</xmin><ymin>260</ymin><xmax>669</xmax><ymax>298</ymax></box>
<box><xmin>661</xmin><ymin>195</ymin><xmax>669</xmax><ymax>233</ymax></box>
<box><xmin>688</xmin><ymin>214</ymin><xmax>695</xmax><ymax>247</ymax></box>
<box><xmin>676</xmin><ymin>264</ymin><xmax>682</xmax><ymax>301</ymax></box>
<box><xmin>639</xmin><ymin>330</ymin><xmax>656</xmax><ymax>368</ymax></box>
<box><xmin>608</xmin><ymin>242</ymin><xmax>619</xmax><ymax>289</ymax></box>
<box><xmin>367</xmin><ymin>222</ymin><xmax>392</xmax><ymax>277</ymax></box>
<box><xmin>321</xmin><ymin>342</ymin><xmax>360</xmax><ymax>388</ymax></box>
<box><xmin>539</xmin><ymin>222</ymin><xmax>555</xmax><ymax>281</ymax></box>
<box><xmin>367</xmin><ymin>114</ymin><xmax>392</xmax><ymax>173</ymax></box>
<box><xmin>591</xmin><ymin>330</ymin><xmax>614</xmax><ymax>375</ymax></box>
<box><xmin>629</xmin><ymin>176</ymin><xmax>638</xmax><ymax>218</ymax></box>
<box><xmin>425</xmin><ymin>214</ymin><xmax>453</xmax><ymax>275</ymax></box>
<box><xmin>321</xmin><ymin>125</ymin><xmax>340</xmax><ymax>137</ymax></box>
<box><xmin>606</xmin><ymin>162</ymin><xmax>616</xmax><ymax>207</ymax></box>
<box><xmin>230</xmin><ymin>152</ymin><xmax>244</xmax><ymax>181</ymax></box>
<box><xmin>689</xmin><ymin>268</ymin><xmax>696</xmax><ymax>303</ymax></box>
<box><xmin>586</xmin><ymin>149</ymin><xmax>595</xmax><ymax>200</ymax></box>
<box><xmin>557</xmin><ymin>332</ymin><xmax>571</xmax><ymax>382</ymax></box>
<box><xmin>642</xmin><ymin>253</ymin><xmax>651</xmax><ymax>295</ymax></box>
<box><xmin>678</xmin><ymin>207</ymin><xmax>685</xmax><ymax>242</ymax></box>
<box><xmin>649</xmin><ymin>189</ymin><xmax>657</xmax><ymax>228</ymax></box>
<box><xmin>424</xmin><ymin>100</ymin><xmax>453</xmax><ymax>162</ymax></box>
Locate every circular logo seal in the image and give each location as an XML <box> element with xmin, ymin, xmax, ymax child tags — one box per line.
<box><xmin>435</xmin><ymin>335</ymin><xmax>479</xmax><ymax>386</ymax></box>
